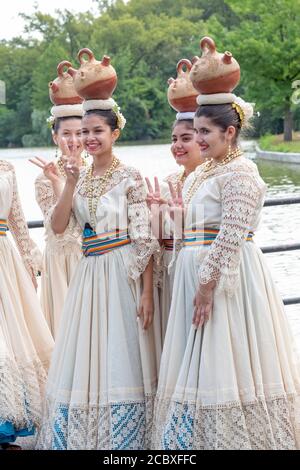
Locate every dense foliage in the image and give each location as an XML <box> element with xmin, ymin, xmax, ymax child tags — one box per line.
<box><xmin>0</xmin><ymin>0</ymin><xmax>299</xmax><ymax>147</ymax></box>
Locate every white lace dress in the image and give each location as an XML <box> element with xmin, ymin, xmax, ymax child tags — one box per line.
<box><xmin>35</xmin><ymin>172</ymin><xmax>82</xmax><ymax>338</ymax></box>
<box><xmin>153</xmin><ymin>156</ymin><xmax>300</xmax><ymax>450</ymax></box>
<box><xmin>37</xmin><ymin>163</ymin><xmax>161</xmax><ymax>450</ymax></box>
<box><xmin>0</xmin><ymin>160</ymin><xmax>54</xmax><ymax>442</ymax></box>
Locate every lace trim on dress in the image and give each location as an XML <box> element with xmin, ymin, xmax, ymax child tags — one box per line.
<box><xmin>163</xmin><ymin>171</ymin><xmax>183</xmax><ymax>187</ymax></box>
<box><xmin>36</xmin><ymin>395</ymin><xmax>155</xmax><ymax>450</ymax></box>
<box><xmin>152</xmin><ymin>395</ymin><xmax>300</xmax><ymax>450</ymax></box>
<box><xmin>0</xmin><ymin>161</ymin><xmax>42</xmax><ymax>276</ymax></box>
<box><xmin>76</xmin><ymin>164</ymin><xmax>160</xmax><ymax>280</ymax></box>
<box><xmin>35</xmin><ymin>173</ymin><xmax>82</xmax><ymax>251</ymax></box>
<box><xmin>126</xmin><ymin>167</ymin><xmax>160</xmax><ymax>280</ymax></box>
<box><xmin>0</xmin><ymin>355</ymin><xmax>49</xmax><ymax>431</ymax></box>
<box><xmin>198</xmin><ymin>170</ymin><xmax>264</xmax><ymax>295</ymax></box>
<box><xmin>183</xmin><ymin>158</ymin><xmax>266</xmax><ymax>295</ymax></box>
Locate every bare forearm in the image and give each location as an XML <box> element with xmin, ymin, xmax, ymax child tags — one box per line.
<box><xmin>51</xmin><ymin>179</ymin><xmax>64</xmax><ymax>200</ymax></box>
<box><xmin>51</xmin><ymin>181</ymin><xmax>76</xmax><ymax>234</ymax></box>
<box><xmin>142</xmin><ymin>256</ymin><xmax>154</xmax><ymax>294</ymax></box>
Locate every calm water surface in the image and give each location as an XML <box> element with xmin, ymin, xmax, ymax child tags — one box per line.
<box><xmin>1</xmin><ymin>142</ymin><xmax>300</xmax><ymax>344</ymax></box>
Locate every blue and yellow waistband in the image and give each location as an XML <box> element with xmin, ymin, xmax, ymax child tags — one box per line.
<box><xmin>183</xmin><ymin>228</ymin><xmax>254</xmax><ymax>246</ymax></box>
<box><xmin>82</xmin><ymin>226</ymin><xmax>131</xmax><ymax>257</ymax></box>
<box><xmin>0</xmin><ymin>219</ymin><xmax>8</xmax><ymax>236</ymax></box>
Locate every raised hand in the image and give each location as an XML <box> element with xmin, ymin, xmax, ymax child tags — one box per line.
<box><xmin>60</xmin><ymin>136</ymin><xmax>72</xmax><ymax>159</ymax></box>
<box><xmin>63</xmin><ymin>156</ymin><xmax>80</xmax><ymax>185</ymax></box>
<box><xmin>29</xmin><ymin>156</ymin><xmax>60</xmax><ymax>183</ymax></box>
<box><xmin>145</xmin><ymin>176</ymin><xmax>167</xmax><ymax>209</ymax></box>
<box><xmin>167</xmin><ymin>181</ymin><xmax>185</xmax><ymax>221</ymax></box>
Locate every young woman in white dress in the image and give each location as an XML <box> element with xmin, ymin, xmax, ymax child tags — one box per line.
<box><xmin>152</xmin><ymin>100</ymin><xmax>300</xmax><ymax>450</ymax></box>
<box><xmin>146</xmin><ymin>116</ymin><xmax>203</xmax><ymax>342</ymax></box>
<box><xmin>30</xmin><ymin>111</ymin><xmax>86</xmax><ymax>338</ymax></box>
<box><xmin>0</xmin><ymin>160</ymin><xmax>53</xmax><ymax>449</ymax></box>
<box><xmin>36</xmin><ymin>105</ymin><xmax>160</xmax><ymax>450</ymax></box>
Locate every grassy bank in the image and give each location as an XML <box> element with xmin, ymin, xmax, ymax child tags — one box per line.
<box><xmin>259</xmin><ymin>133</ymin><xmax>300</xmax><ymax>153</ymax></box>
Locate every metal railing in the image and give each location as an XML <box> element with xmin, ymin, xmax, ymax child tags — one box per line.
<box><xmin>26</xmin><ymin>195</ymin><xmax>300</xmax><ymax>306</ymax></box>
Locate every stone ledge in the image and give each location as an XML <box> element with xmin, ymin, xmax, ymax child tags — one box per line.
<box><xmin>256</xmin><ymin>145</ymin><xmax>300</xmax><ymax>164</ymax></box>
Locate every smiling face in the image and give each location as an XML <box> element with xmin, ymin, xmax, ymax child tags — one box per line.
<box><xmin>193</xmin><ymin>115</ymin><xmax>236</xmax><ymax>161</ymax></box>
<box><xmin>171</xmin><ymin>121</ymin><xmax>202</xmax><ymax>171</ymax></box>
<box><xmin>53</xmin><ymin>118</ymin><xmax>83</xmax><ymax>158</ymax></box>
<box><xmin>81</xmin><ymin>114</ymin><xmax>120</xmax><ymax>157</ymax></box>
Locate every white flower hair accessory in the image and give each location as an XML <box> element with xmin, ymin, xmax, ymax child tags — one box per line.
<box><xmin>112</xmin><ymin>103</ymin><xmax>126</xmax><ymax>130</ymax></box>
<box><xmin>46</xmin><ymin>115</ymin><xmax>55</xmax><ymax>129</ymax></box>
<box><xmin>232</xmin><ymin>96</ymin><xmax>254</xmax><ymax>128</ymax></box>
<box><xmin>83</xmin><ymin>98</ymin><xmax>126</xmax><ymax>130</ymax></box>
<box><xmin>197</xmin><ymin>93</ymin><xmax>254</xmax><ymax>128</ymax></box>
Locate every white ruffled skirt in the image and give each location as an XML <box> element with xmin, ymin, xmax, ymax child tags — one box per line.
<box><xmin>153</xmin><ymin>242</ymin><xmax>300</xmax><ymax>450</ymax></box>
<box><xmin>37</xmin><ymin>244</ymin><xmax>160</xmax><ymax>450</ymax></box>
<box><xmin>41</xmin><ymin>242</ymin><xmax>82</xmax><ymax>338</ymax></box>
<box><xmin>0</xmin><ymin>236</ymin><xmax>53</xmax><ymax>435</ymax></box>
<box><xmin>159</xmin><ymin>250</ymin><xmax>176</xmax><ymax>343</ymax></box>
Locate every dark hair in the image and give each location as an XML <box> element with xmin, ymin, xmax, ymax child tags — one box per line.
<box><xmin>52</xmin><ymin>115</ymin><xmax>82</xmax><ymax>133</ymax></box>
<box><xmin>172</xmin><ymin>118</ymin><xmax>194</xmax><ymax>131</ymax></box>
<box><xmin>195</xmin><ymin>104</ymin><xmax>241</xmax><ymax>141</ymax></box>
<box><xmin>83</xmin><ymin>109</ymin><xmax>118</xmax><ymax>131</ymax></box>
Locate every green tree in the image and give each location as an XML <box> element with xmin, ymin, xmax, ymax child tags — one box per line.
<box><xmin>216</xmin><ymin>0</ymin><xmax>300</xmax><ymax>141</ymax></box>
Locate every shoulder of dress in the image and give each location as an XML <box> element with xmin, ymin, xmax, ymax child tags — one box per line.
<box><xmin>226</xmin><ymin>156</ymin><xmax>259</xmax><ymax>174</ymax></box>
<box><xmin>120</xmin><ymin>164</ymin><xmax>143</xmax><ymax>180</ymax></box>
<box><xmin>164</xmin><ymin>171</ymin><xmax>181</xmax><ymax>185</ymax></box>
<box><xmin>35</xmin><ymin>171</ymin><xmax>51</xmax><ymax>185</ymax></box>
<box><xmin>0</xmin><ymin>160</ymin><xmax>15</xmax><ymax>172</ymax></box>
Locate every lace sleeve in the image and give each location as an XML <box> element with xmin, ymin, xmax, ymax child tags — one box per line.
<box><xmin>127</xmin><ymin>169</ymin><xmax>160</xmax><ymax>281</ymax></box>
<box><xmin>8</xmin><ymin>167</ymin><xmax>42</xmax><ymax>276</ymax></box>
<box><xmin>198</xmin><ymin>171</ymin><xmax>264</xmax><ymax>295</ymax></box>
<box><xmin>35</xmin><ymin>173</ymin><xmax>82</xmax><ymax>246</ymax></box>
<box><xmin>35</xmin><ymin>174</ymin><xmax>57</xmax><ymax>228</ymax></box>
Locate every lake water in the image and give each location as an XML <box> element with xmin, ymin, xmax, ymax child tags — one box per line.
<box><xmin>1</xmin><ymin>141</ymin><xmax>300</xmax><ymax>345</ymax></box>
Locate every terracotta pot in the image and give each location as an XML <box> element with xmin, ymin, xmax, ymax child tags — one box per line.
<box><xmin>68</xmin><ymin>48</ymin><xmax>117</xmax><ymax>100</ymax></box>
<box><xmin>190</xmin><ymin>37</ymin><xmax>240</xmax><ymax>94</ymax></box>
<box><xmin>167</xmin><ymin>59</ymin><xmax>198</xmax><ymax>112</ymax></box>
<box><xmin>49</xmin><ymin>61</ymin><xmax>83</xmax><ymax>105</ymax></box>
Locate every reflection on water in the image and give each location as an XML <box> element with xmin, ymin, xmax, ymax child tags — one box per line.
<box><xmin>1</xmin><ymin>144</ymin><xmax>300</xmax><ymax>343</ymax></box>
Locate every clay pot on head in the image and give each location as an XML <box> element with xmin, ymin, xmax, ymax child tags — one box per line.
<box><xmin>190</xmin><ymin>36</ymin><xmax>240</xmax><ymax>94</ymax></box>
<box><xmin>68</xmin><ymin>48</ymin><xmax>117</xmax><ymax>100</ymax></box>
<box><xmin>49</xmin><ymin>61</ymin><xmax>83</xmax><ymax>105</ymax></box>
<box><xmin>167</xmin><ymin>59</ymin><xmax>198</xmax><ymax>112</ymax></box>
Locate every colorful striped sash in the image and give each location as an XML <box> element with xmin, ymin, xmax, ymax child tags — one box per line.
<box><xmin>183</xmin><ymin>228</ymin><xmax>254</xmax><ymax>246</ymax></box>
<box><xmin>0</xmin><ymin>219</ymin><xmax>8</xmax><ymax>236</ymax></box>
<box><xmin>162</xmin><ymin>238</ymin><xmax>174</xmax><ymax>251</ymax></box>
<box><xmin>82</xmin><ymin>225</ymin><xmax>131</xmax><ymax>257</ymax></box>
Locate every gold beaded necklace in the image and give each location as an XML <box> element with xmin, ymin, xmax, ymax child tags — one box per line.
<box><xmin>84</xmin><ymin>156</ymin><xmax>120</xmax><ymax>230</ymax></box>
<box><xmin>177</xmin><ymin>169</ymin><xmax>187</xmax><ymax>187</ymax></box>
<box><xmin>56</xmin><ymin>155</ymin><xmax>88</xmax><ymax>178</ymax></box>
<box><xmin>185</xmin><ymin>147</ymin><xmax>243</xmax><ymax>204</ymax></box>
<box><xmin>56</xmin><ymin>157</ymin><xmax>66</xmax><ymax>178</ymax></box>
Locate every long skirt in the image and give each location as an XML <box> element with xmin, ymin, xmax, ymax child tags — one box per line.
<box><xmin>37</xmin><ymin>245</ymin><xmax>159</xmax><ymax>450</ymax></box>
<box><xmin>153</xmin><ymin>242</ymin><xmax>300</xmax><ymax>450</ymax></box>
